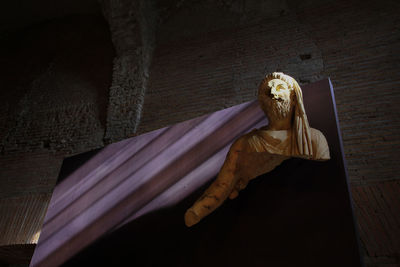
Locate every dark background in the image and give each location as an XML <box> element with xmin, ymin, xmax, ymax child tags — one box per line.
<box><xmin>0</xmin><ymin>0</ymin><xmax>399</xmax><ymax>266</ymax></box>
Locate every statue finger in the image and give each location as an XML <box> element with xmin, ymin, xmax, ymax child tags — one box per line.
<box><xmin>229</xmin><ymin>189</ymin><xmax>239</xmax><ymax>199</ymax></box>
<box><xmin>237</xmin><ymin>178</ymin><xmax>249</xmax><ymax>191</ymax></box>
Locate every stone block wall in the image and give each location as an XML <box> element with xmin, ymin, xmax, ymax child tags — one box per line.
<box><xmin>0</xmin><ymin>15</ymin><xmax>114</xmax><ymax>264</ymax></box>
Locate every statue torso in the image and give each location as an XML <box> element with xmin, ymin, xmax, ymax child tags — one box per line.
<box><xmin>236</xmin><ymin>129</ymin><xmax>291</xmax><ymax>180</ymax></box>
<box><xmin>235</xmin><ymin>127</ymin><xmax>330</xmax><ymax>181</ymax></box>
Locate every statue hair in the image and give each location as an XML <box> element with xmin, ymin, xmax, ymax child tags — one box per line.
<box><xmin>258</xmin><ymin>72</ymin><xmax>313</xmax><ymax>158</ymax></box>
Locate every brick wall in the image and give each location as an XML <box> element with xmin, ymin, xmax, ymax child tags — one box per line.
<box><xmin>0</xmin><ymin>0</ymin><xmax>399</xmax><ymax>266</ymax></box>
<box><xmin>139</xmin><ymin>0</ymin><xmax>400</xmax><ymax>266</ymax></box>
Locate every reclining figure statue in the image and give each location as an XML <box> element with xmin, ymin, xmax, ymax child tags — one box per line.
<box><xmin>185</xmin><ymin>72</ymin><xmax>330</xmax><ymax>227</ymax></box>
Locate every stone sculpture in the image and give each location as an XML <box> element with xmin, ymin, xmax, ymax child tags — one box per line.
<box><xmin>184</xmin><ymin>72</ymin><xmax>330</xmax><ymax>227</ymax></box>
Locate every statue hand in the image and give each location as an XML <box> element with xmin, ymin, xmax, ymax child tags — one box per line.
<box><xmin>228</xmin><ymin>176</ymin><xmax>250</xmax><ymax>199</ymax></box>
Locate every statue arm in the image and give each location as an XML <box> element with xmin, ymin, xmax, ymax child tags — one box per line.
<box><xmin>311</xmin><ymin>128</ymin><xmax>330</xmax><ymax>160</ymax></box>
<box><xmin>184</xmin><ymin>137</ymin><xmax>246</xmax><ymax>227</ymax></box>
<box><xmin>184</xmin><ymin>131</ymin><xmax>290</xmax><ymax>227</ymax></box>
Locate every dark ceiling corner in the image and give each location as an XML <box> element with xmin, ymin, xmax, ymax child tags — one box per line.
<box><xmin>0</xmin><ymin>0</ymin><xmax>102</xmax><ymax>34</ymax></box>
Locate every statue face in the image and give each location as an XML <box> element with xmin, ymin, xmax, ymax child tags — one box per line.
<box><xmin>258</xmin><ymin>78</ymin><xmax>295</xmax><ymax>120</ymax></box>
<box><xmin>268</xmin><ymin>79</ymin><xmax>292</xmax><ymax>101</ymax></box>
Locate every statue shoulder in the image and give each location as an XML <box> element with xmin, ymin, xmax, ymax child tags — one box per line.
<box><xmin>310</xmin><ymin>128</ymin><xmax>330</xmax><ymax>160</ymax></box>
<box><xmin>231</xmin><ymin>129</ymin><xmax>262</xmax><ymax>153</ymax></box>
<box><xmin>229</xmin><ymin>133</ymin><xmax>250</xmax><ymax>152</ymax></box>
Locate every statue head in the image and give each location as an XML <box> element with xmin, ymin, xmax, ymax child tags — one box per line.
<box><xmin>258</xmin><ymin>72</ymin><xmax>313</xmax><ymax>158</ymax></box>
